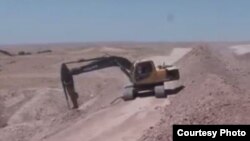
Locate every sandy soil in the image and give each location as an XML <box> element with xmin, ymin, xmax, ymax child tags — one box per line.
<box><xmin>230</xmin><ymin>44</ymin><xmax>250</xmax><ymax>55</ymax></box>
<box><xmin>0</xmin><ymin>43</ymin><xmax>249</xmax><ymax>141</ymax></box>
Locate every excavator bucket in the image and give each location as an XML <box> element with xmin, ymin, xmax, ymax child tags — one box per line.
<box><xmin>61</xmin><ymin>64</ymin><xmax>79</xmax><ymax>109</ymax></box>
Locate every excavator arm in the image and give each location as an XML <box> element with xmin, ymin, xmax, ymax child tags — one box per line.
<box><xmin>61</xmin><ymin>56</ymin><xmax>133</xmax><ymax>109</ymax></box>
<box><xmin>69</xmin><ymin>56</ymin><xmax>132</xmax><ymax>76</ymax></box>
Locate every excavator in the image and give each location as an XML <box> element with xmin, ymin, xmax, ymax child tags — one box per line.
<box><xmin>61</xmin><ymin>55</ymin><xmax>180</xmax><ymax>109</ymax></box>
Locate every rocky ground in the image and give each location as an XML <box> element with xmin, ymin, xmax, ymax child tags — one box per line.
<box><xmin>0</xmin><ymin>43</ymin><xmax>249</xmax><ymax>141</ymax></box>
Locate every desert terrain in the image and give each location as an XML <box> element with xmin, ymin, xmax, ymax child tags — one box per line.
<box><xmin>0</xmin><ymin>43</ymin><xmax>250</xmax><ymax>141</ymax></box>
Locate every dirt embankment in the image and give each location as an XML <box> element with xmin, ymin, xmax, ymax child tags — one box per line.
<box><xmin>0</xmin><ymin>49</ymin><xmax>13</xmax><ymax>57</ymax></box>
<box><xmin>139</xmin><ymin>46</ymin><xmax>250</xmax><ymax>141</ymax></box>
<box><xmin>0</xmin><ymin>45</ymin><xmax>249</xmax><ymax>141</ymax></box>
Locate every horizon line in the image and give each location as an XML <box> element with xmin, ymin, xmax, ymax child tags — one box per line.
<box><xmin>1</xmin><ymin>40</ymin><xmax>250</xmax><ymax>46</ymax></box>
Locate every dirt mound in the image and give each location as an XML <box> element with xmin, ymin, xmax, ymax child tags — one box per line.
<box><xmin>235</xmin><ymin>52</ymin><xmax>250</xmax><ymax>61</ymax></box>
<box><xmin>230</xmin><ymin>44</ymin><xmax>250</xmax><ymax>55</ymax></box>
<box><xmin>8</xmin><ymin>88</ymin><xmax>65</xmax><ymax>125</ymax></box>
<box><xmin>0</xmin><ymin>122</ymin><xmax>38</xmax><ymax>141</ymax></box>
<box><xmin>0</xmin><ymin>49</ymin><xmax>13</xmax><ymax>56</ymax></box>
<box><xmin>0</xmin><ymin>88</ymin><xmax>77</xmax><ymax>141</ymax></box>
<box><xmin>175</xmin><ymin>46</ymin><xmax>229</xmax><ymax>82</ymax></box>
<box><xmin>37</xmin><ymin>50</ymin><xmax>52</xmax><ymax>54</ymax></box>
<box><xmin>99</xmin><ymin>47</ymin><xmax>127</xmax><ymax>53</ymax></box>
<box><xmin>140</xmin><ymin>46</ymin><xmax>250</xmax><ymax>141</ymax></box>
<box><xmin>0</xmin><ymin>96</ymin><xmax>7</xmax><ymax>128</ymax></box>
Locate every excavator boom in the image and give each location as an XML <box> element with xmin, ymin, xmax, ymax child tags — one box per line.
<box><xmin>69</xmin><ymin>56</ymin><xmax>132</xmax><ymax>75</ymax></box>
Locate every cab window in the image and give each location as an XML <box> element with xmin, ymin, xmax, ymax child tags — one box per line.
<box><xmin>135</xmin><ymin>61</ymin><xmax>153</xmax><ymax>81</ymax></box>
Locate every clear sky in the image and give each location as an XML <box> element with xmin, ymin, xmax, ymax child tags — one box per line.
<box><xmin>1</xmin><ymin>0</ymin><xmax>250</xmax><ymax>44</ymax></box>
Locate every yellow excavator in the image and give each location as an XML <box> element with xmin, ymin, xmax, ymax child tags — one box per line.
<box><xmin>61</xmin><ymin>55</ymin><xmax>180</xmax><ymax>109</ymax></box>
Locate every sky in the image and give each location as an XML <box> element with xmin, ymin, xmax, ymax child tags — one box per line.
<box><xmin>0</xmin><ymin>0</ymin><xmax>250</xmax><ymax>44</ymax></box>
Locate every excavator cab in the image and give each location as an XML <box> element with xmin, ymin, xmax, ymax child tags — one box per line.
<box><xmin>134</xmin><ymin>61</ymin><xmax>154</xmax><ymax>81</ymax></box>
<box><xmin>132</xmin><ymin>60</ymin><xmax>179</xmax><ymax>85</ymax></box>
